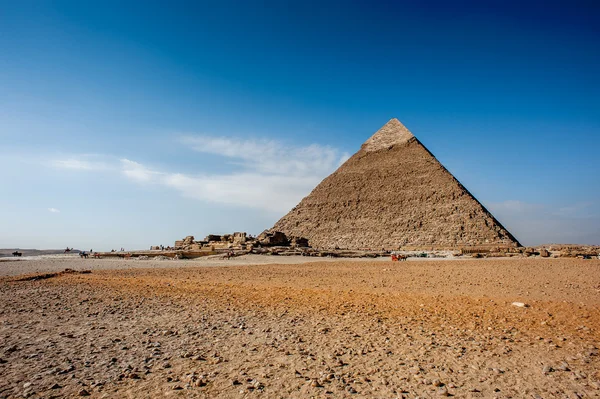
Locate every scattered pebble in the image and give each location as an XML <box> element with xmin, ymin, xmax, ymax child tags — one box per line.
<box><xmin>1</xmin><ymin>257</ymin><xmax>597</xmax><ymax>398</ymax></box>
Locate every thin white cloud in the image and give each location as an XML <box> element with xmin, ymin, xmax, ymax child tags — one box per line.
<box><xmin>120</xmin><ymin>159</ymin><xmax>163</xmax><ymax>183</ymax></box>
<box><xmin>49</xmin><ymin>156</ymin><xmax>111</xmax><ymax>171</ymax></box>
<box><xmin>44</xmin><ymin>135</ymin><xmax>348</xmax><ymax>214</ymax></box>
<box><xmin>554</xmin><ymin>201</ymin><xmax>596</xmax><ymax>218</ymax></box>
<box><xmin>162</xmin><ymin>172</ymin><xmax>321</xmax><ymax>213</ymax></box>
<box><xmin>115</xmin><ymin>136</ymin><xmax>349</xmax><ymax>213</ymax></box>
<box><xmin>48</xmin><ymin>208</ymin><xmax>60</xmax><ymax>213</ymax></box>
<box><xmin>486</xmin><ymin>200</ymin><xmax>600</xmax><ymax>246</ymax></box>
<box><xmin>180</xmin><ymin>136</ymin><xmax>350</xmax><ymax>177</ymax></box>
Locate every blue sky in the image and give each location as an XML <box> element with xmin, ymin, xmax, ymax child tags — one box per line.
<box><xmin>1</xmin><ymin>0</ymin><xmax>598</xmax><ymax>250</ymax></box>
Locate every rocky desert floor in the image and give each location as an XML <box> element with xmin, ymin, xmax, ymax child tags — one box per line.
<box><xmin>1</xmin><ymin>257</ymin><xmax>599</xmax><ymax>398</ymax></box>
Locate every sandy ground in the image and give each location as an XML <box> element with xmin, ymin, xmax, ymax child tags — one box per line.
<box><xmin>1</xmin><ymin>257</ymin><xmax>599</xmax><ymax>398</ymax></box>
<box><xmin>0</xmin><ymin>254</ymin><xmax>394</xmax><ymax>277</ymax></box>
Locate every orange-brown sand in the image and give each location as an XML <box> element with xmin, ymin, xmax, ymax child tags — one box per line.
<box><xmin>1</xmin><ymin>258</ymin><xmax>599</xmax><ymax>398</ymax></box>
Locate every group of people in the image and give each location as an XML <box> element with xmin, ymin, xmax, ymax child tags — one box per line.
<box><xmin>152</xmin><ymin>245</ymin><xmax>173</xmax><ymax>251</ymax></box>
<box><xmin>65</xmin><ymin>247</ymin><xmax>135</xmax><ymax>256</ymax></box>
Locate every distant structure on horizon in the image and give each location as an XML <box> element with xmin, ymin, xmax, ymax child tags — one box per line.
<box><xmin>271</xmin><ymin>118</ymin><xmax>521</xmax><ymax>250</ymax></box>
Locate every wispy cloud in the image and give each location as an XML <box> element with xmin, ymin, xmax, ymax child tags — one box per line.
<box><xmin>43</xmin><ymin>136</ymin><xmax>348</xmax><ymax>213</ymax></box>
<box><xmin>486</xmin><ymin>200</ymin><xmax>600</xmax><ymax>245</ymax></box>
<box><xmin>161</xmin><ymin>172</ymin><xmax>321</xmax><ymax>212</ymax></box>
<box><xmin>41</xmin><ymin>133</ymin><xmax>356</xmax><ymax>214</ymax></box>
<box><xmin>49</xmin><ymin>156</ymin><xmax>111</xmax><ymax>171</ymax></box>
<box><xmin>181</xmin><ymin>136</ymin><xmax>350</xmax><ymax>176</ymax></box>
<box><xmin>120</xmin><ymin>159</ymin><xmax>163</xmax><ymax>183</ymax></box>
<box><xmin>113</xmin><ymin>136</ymin><xmax>350</xmax><ymax>213</ymax></box>
<box><xmin>48</xmin><ymin>208</ymin><xmax>60</xmax><ymax>213</ymax></box>
<box><xmin>553</xmin><ymin>201</ymin><xmax>596</xmax><ymax>218</ymax></box>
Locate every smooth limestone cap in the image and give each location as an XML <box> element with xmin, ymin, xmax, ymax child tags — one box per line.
<box><xmin>361</xmin><ymin>118</ymin><xmax>415</xmax><ymax>152</ymax></box>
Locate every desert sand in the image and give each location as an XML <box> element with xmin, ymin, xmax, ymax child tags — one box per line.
<box><xmin>1</xmin><ymin>257</ymin><xmax>599</xmax><ymax>398</ymax></box>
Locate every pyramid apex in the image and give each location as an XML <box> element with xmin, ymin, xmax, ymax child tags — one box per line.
<box><xmin>362</xmin><ymin>118</ymin><xmax>415</xmax><ymax>152</ymax></box>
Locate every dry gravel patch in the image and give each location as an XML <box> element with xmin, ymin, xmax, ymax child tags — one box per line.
<box><xmin>1</xmin><ymin>258</ymin><xmax>599</xmax><ymax>398</ymax></box>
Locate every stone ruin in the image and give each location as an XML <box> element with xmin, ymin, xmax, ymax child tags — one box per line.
<box><xmin>458</xmin><ymin>244</ymin><xmax>600</xmax><ymax>259</ymax></box>
<box><xmin>173</xmin><ymin>231</ymin><xmax>412</xmax><ymax>258</ymax></box>
<box><xmin>173</xmin><ymin>231</ymin><xmax>310</xmax><ymax>252</ymax></box>
<box><xmin>170</xmin><ymin>234</ymin><xmax>597</xmax><ymax>260</ymax></box>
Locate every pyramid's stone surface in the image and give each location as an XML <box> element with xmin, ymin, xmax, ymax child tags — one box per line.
<box><xmin>271</xmin><ymin>118</ymin><xmax>520</xmax><ymax>250</ymax></box>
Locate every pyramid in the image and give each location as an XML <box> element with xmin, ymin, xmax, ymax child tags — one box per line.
<box><xmin>271</xmin><ymin>118</ymin><xmax>521</xmax><ymax>250</ymax></box>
